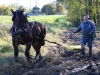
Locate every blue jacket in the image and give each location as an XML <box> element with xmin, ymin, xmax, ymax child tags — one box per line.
<box><xmin>75</xmin><ymin>20</ymin><xmax>96</xmax><ymax>38</ymax></box>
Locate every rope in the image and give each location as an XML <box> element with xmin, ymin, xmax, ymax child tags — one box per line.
<box><xmin>34</xmin><ymin>36</ymin><xmax>62</xmax><ymax>46</ymax></box>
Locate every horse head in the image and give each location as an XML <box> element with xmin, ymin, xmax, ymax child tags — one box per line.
<box><xmin>11</xmin><ymin>9</ymin><xmax>28</xmax><ymax>33</ymax></box>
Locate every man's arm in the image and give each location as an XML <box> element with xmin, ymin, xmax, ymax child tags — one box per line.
<box><xmin>74</xmin><ymin>24</ymin><xmax>82</xmax><ymax>33</ymax></box>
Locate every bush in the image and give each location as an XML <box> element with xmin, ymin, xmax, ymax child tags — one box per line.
<box><xmin>0</xmin><ymin>5</ymin><xmax>11</xmax><ymax>15</ymax></box>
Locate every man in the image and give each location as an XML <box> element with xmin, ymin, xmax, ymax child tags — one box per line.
<box><xmin>74</xmin><ymin>15</ymin><xmax>96</xmax><ymax>58</ymax></box>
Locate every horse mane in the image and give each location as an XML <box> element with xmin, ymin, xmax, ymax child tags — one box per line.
<box><xmin>23</xmin><ymin>14</ymin><xmax>29</xmax><ymax>23</ymax></box>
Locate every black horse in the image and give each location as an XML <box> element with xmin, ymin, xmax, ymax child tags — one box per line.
<box><xmin>10</xmin><ymin>9</ymin><xmax>46</xmax><ymax>62</ymax></box>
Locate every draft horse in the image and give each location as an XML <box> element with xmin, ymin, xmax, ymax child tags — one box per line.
<box><xmin>10</xmin><ymin>9</ymin><xmax>46</xmax><ymax>62</ymax></box>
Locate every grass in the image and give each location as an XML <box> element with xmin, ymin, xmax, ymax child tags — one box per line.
<box><xmin>66</xmin><ymin>45</ymin><xmax>81</xmax><ymax>50</ymax></box>
<box><xmin>0</xmin><ymin>16</ymin><xmax>12</xmax><ymax>25</ymax></box>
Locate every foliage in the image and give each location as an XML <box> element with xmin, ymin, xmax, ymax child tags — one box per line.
<box><xmin>10</xmin><ymin>3</ymin><xmax>17</xmax><ymax>11</ymax></box>
<box><xmin>0</xmin><ymin>4</ymin><xmax>30</xmax><ymax>15</ymax></box>
<box><xmin>57</xmin><ymin>0</ymin><xmax>100</xmax><ymax>26</ymax></box>
<box><xmin>56</xmin><ymin>3</ymin><xmax>67</xmax><ymax>15</ymax></box>
<box><xmin>0</xmin><ymin>5</ymin><xmax>11</xmax><ymax>15</ymax></box>
<box><xmin>41</xmin><ymin>3</ymin><xmax>56</xmax><ymax>15</ymax></box>
<box><xmin>18</xmin><ymin>5</ymin><xmax>25</xmax><ymax>10</ymax></box>
<box><xmin>41</xmin><ymin>2</ymin><xmax>67</xmax><ymax>15</ymax></box>
<box><xmin>18</xmin><ymin>5</ymin><xmax>30</xmax><ymax>13</ymax></box>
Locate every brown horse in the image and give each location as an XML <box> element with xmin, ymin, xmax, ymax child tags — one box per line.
<box><xmin>10</xmin><ymin>9</ymin><xmax>46</xmax><ymax>62</ymax></box>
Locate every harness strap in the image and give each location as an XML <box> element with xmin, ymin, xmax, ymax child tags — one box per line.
<box><xmin>28</xmin><ymin>23</ymin><xmax>30</xmax><ymax>30</ymax></box>
<box><xmin>34</xmin><ymin>36</ymin><xmax>62</xmax><ymax>46</ymax></box>
<box><xmin>23</xmin><ymin>22</ymin><xmax>34</xmax><ymax>32</ymax></box>
<box><xmin>29</xmin><ymin>22</ymin><xmax>35</xmax><ymax>31</ymax></box>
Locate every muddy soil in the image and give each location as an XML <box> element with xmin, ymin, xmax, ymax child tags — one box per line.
<box><xmin>1</xmin><ymin>29</ymin><xmax>100</xmax><ymax>75</ymax></box>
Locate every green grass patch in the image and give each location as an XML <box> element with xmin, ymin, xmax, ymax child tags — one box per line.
<box><xmin>66</xmin><ymin>45</ymin><xmax>81</xmax><ymax>50</ymax></box>
<box><xmin>0</xmin><ymin>45</ymin><xmax>13</xmax><ymax>55</ymax></box>
<box><xmin>0</xmin><ymin>38</ymin><xmax>8</xmax><ymax>45</ymax></box>
<box><xmin>0</xmin><ymin>16</ymin><xmax>12</xmax><ymax>25</ymax></box>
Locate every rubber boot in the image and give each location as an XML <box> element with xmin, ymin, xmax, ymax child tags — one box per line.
<box><xmin>81</xmin><ymin>48</ymin><xmax>85</xmax><ymax>59</ymax></box>
<box><xmin>89</xmin><ymin>48</ymin><xmax>92</xmax><ymax>57</ymax></box>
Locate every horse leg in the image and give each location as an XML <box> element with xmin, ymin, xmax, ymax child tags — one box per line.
<box><xmin>25</xmin><ymin>42</ymin><xmax>32</xmax><ymax>62</ymax></box>
<box><xmin>32</xmin><ymin>43</ymin><xmax>41</xmax><ymax>61</ymax></box>
<box><xmin>13</xmin><ymin>42</ymin><xmax>19</xmax><ymax>62</ymax></box>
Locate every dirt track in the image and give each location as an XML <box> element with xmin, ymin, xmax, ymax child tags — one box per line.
<box><xmin>1</xmin><ymin>29</ymin><xmax>100</xmax><ymax>75</ymax></box>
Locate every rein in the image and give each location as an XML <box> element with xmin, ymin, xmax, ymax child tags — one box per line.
<box><xmin>21</xmin><ymin>22</ymin><xmax>28</xmax><ymax>32</ymax></box>
<box><xmin>34</xmin><ymin>36</ymin><xmax>62</xmax><ymax>46</ymax></box>
<box><xmin>14</xmin><ymin>22</ymin><xmax>28</xmax><ymax>34</ymax></box>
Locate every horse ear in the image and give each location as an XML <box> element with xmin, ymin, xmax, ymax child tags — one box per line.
<box><xmin>11</xmin><ymin>9</ymin><xmax>15</xmax><ymax>14</ymax></box>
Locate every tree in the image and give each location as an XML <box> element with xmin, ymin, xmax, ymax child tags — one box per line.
<box><xmin>10</xmin><ymin>3</ymin><xmax>17</xmax><ymax>11</ymax></box>
<box><xmin>10</xmin><ymin>4</ymin><xmax>30</xmax><ymax>13</ymax></box>
<box><xmin>0</xmin><ymin>4</ymin><xmax>30</xmax><ymax>15</ymax></box>
<box><xmin>18</xmin><ymin>5</ymin><xmax>30</xmax><ymax>13</ymax></box>
<box><xmin>57</xmin><ymin>0</ymin><xmax>100</xmax><ymax>25</ymax></box>
<box><xmin>41</xmin><ymin>3</ymin><xmax>56</xmax><ymax>15</ymax></box>
<box><xmin>18</xmin><ymin>5</ymin><xmax>24</xmax><ymax>10</ymax></box>
<box><xmin>0</xmin><ymin>5</ymin><xmax>11</xmax><ymax>15</ymax></box>
<box><xmin>56</xmin><ymin>3</ymin><xmax>67</xmax><ymax>14</ymax></box>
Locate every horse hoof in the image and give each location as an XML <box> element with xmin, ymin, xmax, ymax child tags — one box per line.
<box><xmin>28</xmin><ymin>60</ymin><xmax>32</xmax><ymax>63</ymax></box>
<box><xmin>14</xmin><ymin>57</ymin><xmax>18</xmax><ymax>62</ymax></box>
<box><xmin>35</xmin><ymin>57</ymin><xmax>39</xmax><ymax>61</ymax></box>
<box><xmin>27</xmin><ymin>57</ymin><xmax>33</xmax><ymax>63</ymax></box>
<box><xmin>40</xmin><ymin>56</ymin><xmax>43</xmax><ymax>60</ymax></box>
<box><xmin>29</xmin><ymin>56</ymin><xmax>33</xmax><ymax>60</ymax></box>
<box><xmin>35</xmin><ymin>56</ymin><xmax>42</xmax><ymax>62</ymax></box>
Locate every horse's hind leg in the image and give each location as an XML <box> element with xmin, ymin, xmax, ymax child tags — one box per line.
<box><xmin>25</xmin><ymin>42</ymin><xmax>32</xmax><ymax>62</ymax></box>
<box><xmin>32</xmin><ymin>43</ymin><xmax>41</xmax><ymax>61</ymax></box>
